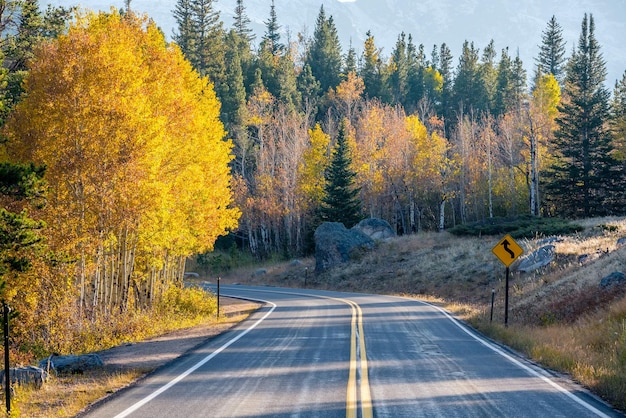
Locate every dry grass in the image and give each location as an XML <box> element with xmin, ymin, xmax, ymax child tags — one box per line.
<box><xmin>220</xmin><ymin>216</ymin><xmax>626</xmax><ymax>412</ymax></box>
<box><xmin>2</xmin><ymin>370</ymin><xmax>144</xmax><ymax>417</ymax></box>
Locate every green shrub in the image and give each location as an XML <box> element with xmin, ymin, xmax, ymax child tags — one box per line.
<box><xmin>448</xmin><ymin>215</ymin><xmax>583</xmax><ymax>238</ymax></box>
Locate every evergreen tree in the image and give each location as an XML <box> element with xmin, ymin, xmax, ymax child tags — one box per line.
<box><xmin>320</xmin><ymin>119</ymin><xmax>362</xmax><ymax>228</ymax></box>
<box><xmin>0</xmin><ymin>162</ymin><xmax>46</xmax><ymax>301</ymax></box>
<box><xmin>262</xmin><ymin>0</ymin><xmax>283</xmax><ymax>55</ymax></box>
<box><xmin>405</xmin><ymin>35</ymin><xmax>426</xmax><ymax>112</ymax></box>
<box><xmin>453</xmin><ymin>41</ymin><xmax>489</xmax><ymax>114</ymax></box>
<box><xmin>388</xmin><ymin>32</ymin><xmax>409</xmax><ymax>106</ymax></box>
<box><xmin>360</xmin><ymin>31</ymin><xmax>386</xmax><ymax>101</ymax></box>
<box><xmin>173</xmin><ymin>0</ymin><xmax>226</xmax><ymax>102</ymax></box>
<box><xmin>304</xmin><ymin>6</ymin><xmax>343</xmax><ymax>94</ymax></box>
<box><xmin>493</xmin><ymin>48</ymin><xmax>513</xmax><ymax>117</ymax></box>
<box><xmin>610</xmin><ymin>71</ymin><xmax>626</xmax><ymax>175</ymax></box>
<box><xmin>438</xmin><ymin>43</ymin><xmax>454</xmax><ymax>124</ymax></box>
<box><xmin>535</xmin><ymin>15</ymin><xmax>568</xmax><ymax>86</ymax></box>
<box><xmin>343</xmin><ymin>41</ymin><xmax>357</xmax><ymax>76</ymax></box>
<box><xmin>511</xmin><ymin>52</ymin><xmax>528</xmax><ymax>110</ymax></box>
<box><xmin>222</xmin><ymin>30</ymin><xmax>247</xmax><ymax>130</ymax></box>
<box><xmin>480</xmin><ymin>39</ymin><xmax>498</xmax><ymax>111</ymax></box>
<box><xmin>297</xmin><ymin>63</ymin><xmax>321</xmax><ymax>108</ymax></box>
<box><xmin>233</xmin><ymin>0</ymin><xmax>254</xmax><ymax>44</ymax></box>
<box><xmin>546</xmin><ymin>14</ymin><xmax>617</xmax><ymax>217</ymax></box>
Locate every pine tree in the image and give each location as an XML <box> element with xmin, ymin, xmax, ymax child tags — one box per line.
<box><xmin>343</xmin><ymin>41</ymin><xmax>357</xmax><ymax>76</ymax></box>
<box><xmin>546</xmin><ymin>14</ymin><xmax>617</xmax><ymax>217</ymax></box>
<box><xmin>360</xmin><ymin>31</ymin><xmax>385</xmax><ymax>101</ymax></box>
<box><xmin>304</xmin><ymin>6</ymin><xmax>343</xmax><ymax>94</ymax></box>
<box><xmin>222</xmin><ymin>30</ymin><xmax>247</xmax><ymax>130</ymax></box>
<box><xmin>173</xmin><ymin>0</ymin><xmax>227</xmax><ymax>109</ymax></box>
<box><xmin>612</xmin><ymin>72</ymin><xmax>626</xmax><ymax>158</ymax></box>
<box><xmin>388</xmin><ymin>32</ymin><xmax>409</xmax><ymax>106</ymax></box>
<box><xmin>493</xmin><ymin>48</ymin><xmax>513</xmax><ymax>117</ymax></box>
<box><xmin>535</xmin><ymin>15</ymin><xmax>568</xmax><ymax>86</ymax></box>
<box><xmin>233</xmin><ymin>0</ymin><xmax>254</xmax><ymax>44</ymax></box>
<box><xmin>320</xmin><ymin>119</ymin><xmax>362</xmax><ymax>228</ymax></box>
<box><xmin>262</xmin><ymin>0</ymin><xmax>283</xmax><ymax>55</ymax></box>
<box><xmin>438</xmin><ymin>43</ymin><xmax>454</xmax><ymax>125</ymax></box>
<box><xmin>405</xmin><ymin>35</ymin><xmax>426</xmax><ymax>112</ymax></box>
<box><xmin>453</xmin><ymin>41</ymin><xmax>489</xmax><ymax>115</ymax></box>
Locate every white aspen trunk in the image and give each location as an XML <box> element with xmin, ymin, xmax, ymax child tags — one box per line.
<box><xmin>439</xmin><ymin>199</ymin><xmax>446</xmax><ymax>232</ymax></box>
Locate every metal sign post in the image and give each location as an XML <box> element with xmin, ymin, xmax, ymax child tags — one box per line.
<box><xmin>217</xmin><ymin>277</ymin><xmax>221</xmax><ymax>319</ymax></box>
<box><xmin>492</xmin><ymin>235</ymin><xmax>524</xmax><ymax>327</ymax></box>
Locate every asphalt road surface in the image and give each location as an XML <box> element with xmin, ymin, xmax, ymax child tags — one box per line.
<box><xmin>82</xmin><ymin>285</ymin><xmax>622</xmax><ymax>418</ymax></box>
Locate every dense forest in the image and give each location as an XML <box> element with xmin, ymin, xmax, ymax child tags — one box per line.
<box><xmin>0</xmin><ymin>0</ymin><xmax>624</xmax><ymax>359</ymax></box>
<box><xmin>170</xmin><ymin>0</ymin><xmax>626</xmax><ymax>258</ymax></box>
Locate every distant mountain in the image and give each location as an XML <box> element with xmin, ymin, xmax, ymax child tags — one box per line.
<box><xmin>46</xmin><ymin>0</ymin><xmax>626</xmax><ymax>87</ymax></box>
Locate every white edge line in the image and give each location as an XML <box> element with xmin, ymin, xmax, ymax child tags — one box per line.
<box><xmin>420</xmin><ymin>300</ymin><xmax>612</xmax><ymax>418</ymax></box>
<box><xmin>113</xmin><ymin>298</ymin><xmax>277</xmax><ymax>418</ymax></box>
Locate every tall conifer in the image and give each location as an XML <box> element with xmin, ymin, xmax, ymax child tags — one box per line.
<box><xmin>535</xmin><ymin>15</ymin><xmax>567</xmax><ymax>86</ymax></box>
<box><xmin>546</xmin><ymin>14</ymin><xmax>617</xmax><ymax>217</ymax></box>
<box><xmin>304</xmin><ymin>6</ymin><xmax>343</xmax><ymax>94</ymax></box>
<box><xmin>320</xmin><ymin>120</ymin><xmax>362</xmax><ymax>228</ymax></box>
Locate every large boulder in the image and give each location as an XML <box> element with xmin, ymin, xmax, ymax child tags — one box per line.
<box><xmin>517</xmin><ymin>245</ymin><xmax>555</xmax><ymax>273</ymax></box>
<box><xmin>353</xmin><ymin>218</ymin><xmax>395</xmax><ymax>240</ymax></box>
<box><xmin>38</xmin><ymin>354</ymin><xmax>103</xmax><ymax>374</ymax></box>
<box><xmin>314</xmin><ymin>222</ymin><xmax>375</xmax><ymax>272</ymax></box>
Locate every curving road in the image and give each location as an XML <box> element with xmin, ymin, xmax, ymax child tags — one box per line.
<box><xmin>82</xmin><ymin>285</ymin><xmax>622</xmax><ymax>418</ymax></box>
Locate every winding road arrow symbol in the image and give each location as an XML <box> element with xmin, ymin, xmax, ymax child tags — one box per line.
<box><xmin>501</xmin><ymin>239</ymin><xmax>516</xmax><ymax>259</ymax></box>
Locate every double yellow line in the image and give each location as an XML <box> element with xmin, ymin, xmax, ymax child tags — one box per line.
<box><xmin>220</xmin><ymin>288</ymin><xmax>373</xmax><ymax>417</ymax></box>
<box><xmin>342</xmin><ymin>298</ymin><xmax>373</xmax><ymax>418</ymax></box>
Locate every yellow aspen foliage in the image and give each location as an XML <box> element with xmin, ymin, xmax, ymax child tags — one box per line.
<box><xmin>4</xmin><ymin>10</ymin><xmax>239</xmax><ymax>310</ymax></box>
<box><xmin>298</xmin><ymin>123</ymin><xmax>330</xmax><ymax>210</ymax></box>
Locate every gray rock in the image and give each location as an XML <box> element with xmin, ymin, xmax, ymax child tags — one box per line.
<box><xmin>183</xmin><ymin>272</ymin><xmax>200</xmax><ymax>279</ymax></box>
<box><xmin>289</xmin><ymin>259</ymin><xmax>303</xmax><ymax>267</ymax></box>
<box><xmin>353</xmin><ymin>218</ymin><xmax>395</xmax><ymax>240</ymax></box>
<box><xmin>517</xmin><ymin>245</ymin><xmax>555</xmax><ymax>273</ymax></box>
<box><xmin>314</xmin><ymin>222</ymin><xmax>374</xmax><ymax>272</ymax></box>
<box><xmin>0</xmin><ymin>366</ymin><xmax>47</xmax><ymax>389</ymax></box>
<box><xmin>38</xmin><ymin>354</ymin><xmax>103</xmax><ymax>374</ymax></box>
<box><xmin>254</xmin><ymin>268</ymin><xmax>267</xmax><ymax>276</ymax></box>
<box><xmin>600</xmin><ymin>272</ymin><xmax>626</xmax><ymax>289</ymax></box>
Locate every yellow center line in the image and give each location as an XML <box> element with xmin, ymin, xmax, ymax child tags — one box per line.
<box><xmin>218</xmin><ymin>287</ymin><xmax>372</xmax><ymax>417</ymax></box>
<box><xmin>340</xmin><ymin>298</ymin><xmax>372</xmax><ymax>418</ymax></box>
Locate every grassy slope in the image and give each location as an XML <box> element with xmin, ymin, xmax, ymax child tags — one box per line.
<box><xmin>218</xmin><ymin>216</ymin><xmax>626</xmax><ymax>411</ymax></box>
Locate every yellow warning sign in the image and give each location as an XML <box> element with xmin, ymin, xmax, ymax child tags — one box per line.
<box><xmin>492</xmin><ymin>234</ymin><xmax>524</xmax><ymax>267</ymax></box>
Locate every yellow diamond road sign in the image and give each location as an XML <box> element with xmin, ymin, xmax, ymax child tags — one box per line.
<box><xmin>492</xmin><ymin>234</ymin><xmax>524</xmax><ymax>267</ymax></box>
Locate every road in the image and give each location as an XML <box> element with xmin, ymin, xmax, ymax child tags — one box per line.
<box><xmin>82</xmin><ymin>285</ymin><xmax>622</xmax><ymax>418</ymax></box>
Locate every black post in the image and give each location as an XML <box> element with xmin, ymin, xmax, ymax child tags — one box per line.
<box><xmin>304</xmin><ymin>267</ymin><xmax>308</xmax><ymax>289</ymax></box>
<box><xmin>216</xmin><ymin>277</ymin><xmax>220</xmax><ymax>319</ymax></box>
<box><xmin>3</xmin><ymin>302</ymin><xmax>10</xmax><ymax>415</ymax></box>
<box><xmin>504</xmin><ymin>267</ymin><xmax>510</xmax><ymax>327</ymax></box>
<box><xmin>490</xmin><ymin>289</ymin><xmax>495</xmax><ymax>322</ymax></box>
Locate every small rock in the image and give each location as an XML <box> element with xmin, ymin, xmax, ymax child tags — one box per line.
<box><xmin>617</xmin><ymin>237</ymin><xmax>626</xmax><ymax>247</ymax></box>
<box><xmin>600</xmin><ymin>272</ymin><xmax>626</xmax><ymax>289</ymax></box>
